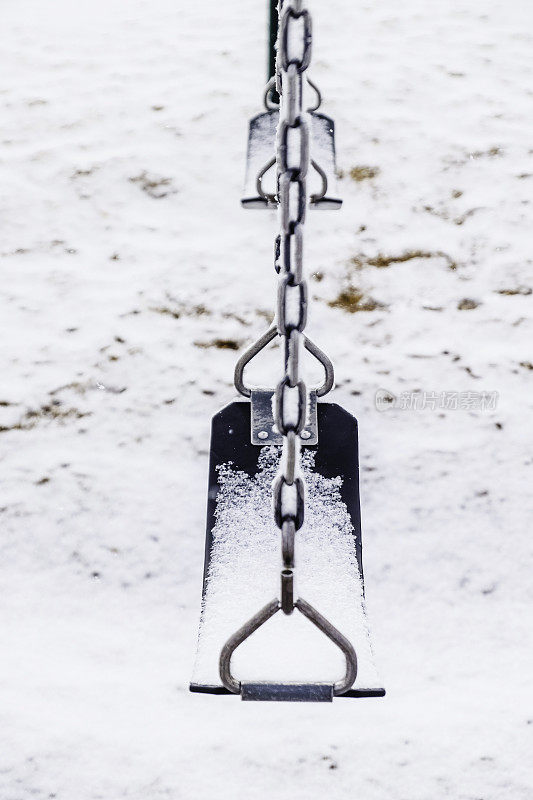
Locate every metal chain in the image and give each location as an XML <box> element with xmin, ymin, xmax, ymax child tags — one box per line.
<box><xmin>218</xmin><ymin>0</ymin><xmax>359</xmax><ymax>696</ymax></box>
<box><xmin>263</xmin><ymin>75</ymin><xmax>322</xmax><ymax>112</ymax></box>
<box><xmin>273</xmin><ymin>0</ymin><xmax>312</xmax><ymax>614</ymax></box>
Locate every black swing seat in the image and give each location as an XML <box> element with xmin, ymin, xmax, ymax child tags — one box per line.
<box><xmin>190</xmin><ymin>400</ymin><xmax>385</xmax><ymax>701</ymax></box>
<box><xmin>241</xmin><ymin>110</ymin><xmax>342</xmax><ymax>210</ymax></box>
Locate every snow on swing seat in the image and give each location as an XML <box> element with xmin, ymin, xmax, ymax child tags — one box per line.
<box><xmin>191</xmin><ymin>443</ymin><xmax>384</xmax><ymax>695</ymax></box>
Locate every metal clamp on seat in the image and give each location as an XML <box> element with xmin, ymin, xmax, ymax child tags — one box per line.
<box><xmin>251</xmin><ymin>389</ymin><xmax>317</xmax><ymax>445</ymax></box>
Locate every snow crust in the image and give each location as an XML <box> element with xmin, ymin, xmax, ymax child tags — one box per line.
<box><xmin>1</xmin><ymin>0</ymin><xmax>532</xmax><ymax>798</ymax></box>
<box><xmin>192</xmin><ymin>447</ymin><xmax>381</xmax><ymax>688</ymax></box>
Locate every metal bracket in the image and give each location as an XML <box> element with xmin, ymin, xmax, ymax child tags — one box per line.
<box><xmin>234</xmin><ymin>324</ymin><xmax>334</xmax><ymax>400</ymax></box>
<box><xmin>251</xmin><ymin>389</ymin><xmax>317</xmax><ymax>446</ymax></box>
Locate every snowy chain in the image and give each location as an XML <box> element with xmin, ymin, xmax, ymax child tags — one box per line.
<box><xmin>273</xmin><ymin>0</ymin><xmax>312</xmax><ymax>612</ymax></box>
<box><xmin>217</xmin><ymin>1</ymin><xmax>359</xmax><ymax>695</ymax></box>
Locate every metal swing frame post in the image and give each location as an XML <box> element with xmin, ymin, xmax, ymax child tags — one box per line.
<box><xmin>268</xmin><ymin>0</ymin><xmax>278</xmax><ymax>88</ymax></box>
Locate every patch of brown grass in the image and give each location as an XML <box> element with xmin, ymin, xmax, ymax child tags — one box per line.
<box><xmin>349</xmin><ymin>165</ymin><xmax>380</xmax><ymax>182</ymax></box>
<box><xmin>151</xmin><ymin>306</ymin><xmax>180</xmax><ymax>319</ymax></box>
<box><xmin>0</xmin><ymin>403</ymin><xmax>91</xmax><ymax>434</ymax></box>
<box><xmin>129</xmin><ymin>171</ymin><xmax>176</xmax><ymax>199</ymax></box>
<box><xmin>194</xmin><ymin>338</ymin><xmax>242</xmax><ymax>350</ymax></box>
<box><xmin>352</xmin><ymin>250</ymin><xmax>457</xmax><ymax>271</ymax></box>
<box><xmin>497</xmin><ymin>287</ymin><xmax>531</xmax><ymax>296</ymax></box>
<box><xmin>457</xmin><ymin>298</ymin><xmax>480</xmax><ymax>310</ymax></box>
<box><xmin>150</xmin><ymin>303</ymin><xmax>211</xmax><ymax>320</ymax></box>
<box><xmin>328</xmin><ymin>287</ymin><xmax>386</xmax><ymax>313</ymax></box>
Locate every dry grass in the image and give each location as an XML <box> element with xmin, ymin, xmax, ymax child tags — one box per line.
<box><xmin>194</xmin><ymin>338</ymin><xmax>242</xmax><ymax>350</ymax></box>
<box><xmin>129</xmin><ymin>171</ymin><xmax>176</xmax><ymax>199</ymax></box>
<box><xmin>328</xmin><ymin>287</ymin><xmax>386</xmax><ymax>313</ymax></box>
<box><xmin>0</xmin><ymin>403</ymin><xmax>91</xmax><ymax>434</ymax></box>
<box><xmin>348</xmin><ymin>165</ymin><xmax>380</xmax><ymax>182</ymax></box>
<box><xmin>350</xmin><ymin>250</ymin><xmax>457</xmax><ymax>271</ymax></box>
<box><xmin>497</xmin><ymin>287</ymin><xmax>531</xmax><ymax>296</ymax></box>
<box><xmin>457</xmin><ymin>298</ymin><xmax>480</xmax><ymax>310</ymax></box>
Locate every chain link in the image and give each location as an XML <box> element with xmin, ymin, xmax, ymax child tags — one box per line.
<box><xmin>274</xmin><ymin>0</ymin><xmax>312</xmax><ymax>614</ymax></box>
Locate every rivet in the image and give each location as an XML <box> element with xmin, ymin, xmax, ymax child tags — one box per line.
<box><xmin>258</xmin><ymin>430</ymin><xmax>269</xmax><ymax>440</ymax></box>
<box><xmin>301</xmin><ymin>430</ymin><xmax>311</xmax><ymax>440</ymax></box>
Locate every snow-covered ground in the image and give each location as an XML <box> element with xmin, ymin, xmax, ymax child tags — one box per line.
<box><xmin>1</xmin><ymin>0</ymin><xmax>532</xmax><ymax>797</ymax></box>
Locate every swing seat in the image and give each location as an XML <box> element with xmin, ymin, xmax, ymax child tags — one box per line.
<box><xmin>241</xmin><ymin>110</ymin><xmax>343</xmax><ymax>210</ymax></box>
<box><xmin>190</xmin><ymin>400</ymin><xmax>385</xmax><ymax>701</ymax></box>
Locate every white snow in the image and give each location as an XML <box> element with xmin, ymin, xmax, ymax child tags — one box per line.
<box><xmin>1</xmin><ymin>0</ymin><xmax>532</xmax><ymax>798</ymax></box>
<box><xmin>192</xmin><ymin>446</ymin><xmax>381</xmax><ymax>689</ymax></box>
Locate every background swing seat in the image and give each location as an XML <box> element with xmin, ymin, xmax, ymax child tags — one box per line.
<box><xmin>241</xmin><ymin>110</ymin><xmax>343</xmax><ymax>210</ymax></box>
